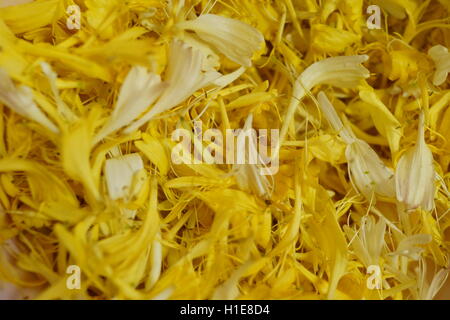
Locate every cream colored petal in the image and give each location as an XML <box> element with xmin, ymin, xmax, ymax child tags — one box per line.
<box><xmin>428</xmin><ymin>45</ymin><xmax>450</xmax><ymax>86</ymax></box>
<box><xmin>40</xmin><ymin>62</ymin><xmax>77</xmax><ymax>122</ymax></box>
<box><xmin>347</xmin><ymin>140</ymin><xmax>396</xmax><ymax>199</ymax></box>
<box><xmin>104</xmin><ymin>153</ymin><xmax>145</xmax><ymax>201</ymax></box>
<box><xmin>280</xmin><ymin>55</ymin><xmax>369</xmax><ymax>144</ymax></box>
<box><xmin>391</xmin><ymin>234</ymin><xmax>432</xmax><ymax>260</ymax></box>
<box><xmin>0</xmin><ymin>68</ymin><xmax>59</xmax><ymax>133</ymax></box>
<box><xmin>124</xmin><ymin>40</ymin><xmax>221</xmax><ymax>134</ymax></box>
<box><xmin>232</xmin><ymin>114</ymin><xmax>272</xmax><ymax>199</ymax></box>
<box><xmin>179</xmin><ymin>14</ymin><xmax>264</xmax><ymax>67</ymax></box>
<box><xmin>395</xmin><ymin>112</ymin><xmax>435</xmax><ymax>211</ymax></box>
<box><xmin>318</xmin><ymin>92</ymin><xmax>395</xmax><ymax>199</ymax></box>
<box><xmin>425</xmin><ymin>268</ymin><xmax>449</xmax><ymax>300</ymax></box>
<box><xmin>317</xmin><ymin>91</ymin><xmax>356</xmax><ymax>144</ymax></box>
<box><xmin>95</xmin><ymin>66</ymin><xmax>164</xmax><ymax>143</ymax></box>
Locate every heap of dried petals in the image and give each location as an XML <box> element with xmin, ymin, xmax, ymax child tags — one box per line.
<box><xmin>0</xmin><ymin>0</ymin><xmax>449</xmax><ymax>301</ymax></box>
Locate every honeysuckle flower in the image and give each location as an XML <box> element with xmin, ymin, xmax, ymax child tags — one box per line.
<box><xmin>104</xmin><ymin>153</ymin><xmax>145</xmax><ymax>201</ymax></box>
<box><xmin>280</xmin><ymin>55</ymin><xmax>370</xmax><ymax>145</ymax></box>
<box><xmin>428</xmin><ymin>45</ymin><xmax>450</xmax><ymax>86</ymax></box>
<box><xmin>0</xmin><ymin>68</ymin><xmax>59</xmax><ymax>133</ymax></box>
<box><xmin>123</xmin><ymin>40</ymin><xmax>222</xmax><ymax>134</ymax></box>
<box><xmin>395</xmin><ymin>112</ymin><xmax>435</xmax><ymax>211</ymax></box>
<box><xmin>318</xmin><ymin>91</ymin><xmax>396</xmax><ymax>199</ymax></box>
<box><xmin>177</xmin><ymin>14</ymin><xmax>264</xmax><ymax>67</ymax></box>
<box><xmin>94</xmin><ymin>66</ymin><xmax>165</xmax><ymax>143</ymax></box>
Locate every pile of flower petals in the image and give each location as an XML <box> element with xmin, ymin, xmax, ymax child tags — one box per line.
<box><xmin>0</xmin><ymin>0</ymin><xmax>449</xmax><ymax>300</ymax></box>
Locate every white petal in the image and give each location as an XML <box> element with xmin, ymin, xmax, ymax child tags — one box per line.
<box><xmin>179</xmin><ymin>14</ymin><xmax>264</xmax><ymax>67</ymax></box>
<box><xmin>317</xmin><ymin>91</ymin><xmax>356</xmax><ymax>144</ymax></box>
<box><xmin>280</xmin><ymin>55</ymin><xmax>369</xmax><ymax>144</ymax></box>
<box><xmin>0</xmin><ymin>281</ymin><xmax>41</xmax><ymax>300</ymax></box>
<box><xmin>104</xmin><ymin>153</ymin><xmax>145</xmax><ymax>201</ymax></box>
<box><xmin>0</xmin><ymin>68</ymin><xmax>59</xmax><ymax>133</ymax></box>
<box><xmin>40</xmin><ymin>62</ymin><xmax>77</xmax><ymax>122</ymax></box>
<box><xmin>178</xmin><ymin>33</ymin><xmax>221</xmax><ymax>70</ymax></box>
<box><xmin>428</xmin><ymin>45</ymin><xmax>450</xmax><ymax>86</ymax></box>
<box><xmin>299</xmin><ymin>55</ymin><xmax>370</xmax><ymax>90</ymax></box>
<box><xmin>124</xmin><ymin>40</ymin><xmax>221</xmax><ymax>133</ymax></box>
<box><xmin>346</xmin><ymin>216</ymin><xmax>386</xmax><ymax>267</ymax></box>
<box><xmin>395</xmin><ymin>112</ymin><xmax>435</xmax><ymax>211</ymax></box>
<box><xmin>425</xmin><ymin>268</ymin><xmax>449</xmax><ymax>300</ymax></box>
<box><xmin>0</xmin><ymin>0</ymin><xmax>33</xmax><ymax>8</ymax></box>
<box><xmin>391</xmin><ymin>234</ymin><xmax>432</xmax><ymax>260</ymax></box>
<box><xmin>213</xmin><ymin>66</ymin><xmax>246</xmax><ymax>87</ymax></box>
<box><xmin>318</xmin><ymin>92</ymin><xmax>395</xmax><ymax>199</ymax></box>
<box><xmin>94</xmin><ymin>66</ymin><xmax>165</xmax><ymax>143</ymax></box>
<box><xmin>347</xmin><ymin>140</ymin><xmax>396</xmax><ymax>199</ymax></box>
<box><xmin>232</xmin><ymin>114</ymin><xmax>272</xmax><ymax>199</ymax></box>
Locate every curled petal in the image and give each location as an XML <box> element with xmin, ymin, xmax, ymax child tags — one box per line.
<box><xmin>280</xmin><ymin>55</ymin><xmax>369</xmax><ymax>144</ymax></box>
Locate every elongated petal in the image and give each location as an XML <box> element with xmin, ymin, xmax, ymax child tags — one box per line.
<box><xmin>318</xmin><ymin>92</ymin><xmax>395</xmax><ymax>199</ymax></box>
<box><xmin>40</xmin><ymin>62</ymin><xmax>77</xmax><ymax>122</ymax></box>
<box><xmin>95</xmin><ymin>66</ymin><xmax>165</xmax><ymax>143</ymax></box>
<box><xmin>347</xmin><ymin>140</ymin><xmax>396</xmax><ymax>199</ymax></box>
<box><xmin>179</xmin><ymin>14</ymin><xmax>264</xmax><ymax>67</ymax></box>
<box><xmin>317</xmin><ymin>91</ymin><xmax>356</xmax><ymax>144</ymax></box>
<box><xmin>359</xmin><ymin>88</ymin><xmax>402</xmax><ymax>153</ymax></box>
<box><xmin>395</xmin><ymin>112</ymin><xmax>435</xmax><ymax>211</ymax></box>
<box><xmin>345</xmin><ymin>216</ymin><xmax>386</xmax><ymax>267</ymax></box>
<box><xmin>0</xmin><ymin>68</ymin><xmax>58</xmax><ymax>133</ymax></box>
<box><xmin>124</xmin><ymin>40</ymin><xmax>221</xmax><ymax>133</ymax></box>
<box><xmin>232</xmin><ymin>114</ymin><xmax>272</xmax><ymax>199</ymax></box>
<box><xmin>280</xmin><ymin>55</ymin><xmax>369</xmax><ymax>144</ymax></box>
<box><xmin>62</xmin><ymin>120</ymin><xmax>100</xmax><ymax>202</ymax></box>
<box><xmin>425</xmin><ymin>269</ymin><xmax>449</xmax><ymax>300</ymax></box>
<box><xmin>212</xmin><ymin>66</ymin><xmax>246</xmax><ymax>87</ymax></box>
<box><xmin>391</xmin><ymin>234</ymin><xmax>432</xmax><ymax>260</ymax></box>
